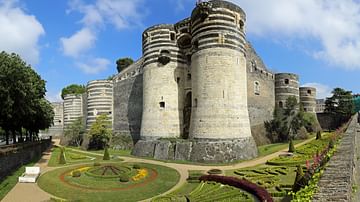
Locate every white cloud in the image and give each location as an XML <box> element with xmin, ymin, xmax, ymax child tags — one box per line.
<box><xmin>60</xmin><ymin>28</ymin><xmax>96</xmax><ymax>58</ymax></box>
<box><xmin>46</xmin><ymin>91</ymin><xmax>62</xmax><ymax>102</ymax></box>
<box><xmin>76</xmin><ymin>57</ymin><xmax>110</xmax><ymax>74</ymax></box>
<box><xmin>62</xmin><ymin>0</ymin><xmax>145</xmax><ymax>74</ymax></box>
<box><xmin>0</xmin><ymin>0</ymin><xmax>45</xmax><ymax>64</ymax></box>
<box><xmin>302</xmin><ymin>83</ymin><xmax>332</xmax><ymax>99</ymax></box>
<box><xmin>231</xmin><ymin>0</ymin><xmax>360</xmax><ymax>69</ymax></box>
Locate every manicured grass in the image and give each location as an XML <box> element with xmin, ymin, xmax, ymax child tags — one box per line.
<box><xmin>257</xmin><ymin>134</ymin><xmax>315</xmax><ymax>157</ymax></box>
<box><xmin>47</xmin><ymin>146</ymin><xmax>123</xmax><ymax>167</ymax></box>
<box><xmin>38</xmin><ymin>162</ymin><xmax>180</xmax><ymax>202</ymax></box>
<box><xmin>0</xmin><ymin>157</ymin><xmax>39</xmax><ymax>200</ymax></box>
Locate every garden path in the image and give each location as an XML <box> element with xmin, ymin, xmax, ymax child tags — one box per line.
<box><xmin>1</xmin><ymin>139</ymin><xmax>60</xmax><ymax>202</ymax></box>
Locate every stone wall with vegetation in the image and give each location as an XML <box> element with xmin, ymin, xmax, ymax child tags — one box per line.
<box><xmin>312</xmin><ymin>115</ymin><xmax>358</xmax><ymax>201</ymax></box>
<box><xmin>0</xmin><ymin>140</ymin><xmax>51</xmax><ymax>181</ymax></box>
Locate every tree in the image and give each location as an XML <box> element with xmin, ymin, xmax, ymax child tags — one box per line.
<box><xmin>59</xmin><ymin>147</ymin><xmax>66</xmax><ymax>164</ymax></box>
<box><xmin>0</xmin><ymin>51</ymin><xmax>52</xmax><ymax>144</ymax></box>
<box><xmin>64</xmin><ymin>117</ymin><xmax>85</xmax><ymax>147</ymax></box>
<box><xmin>61</xmin><ymin>84</ymin><xmax>86</xmax><ymax>99</ymax></box>
<box><xmin>103</xmin><ymin>146</ymin><xmax>110</xmax><ymax>160</ymax></box>
<box><xmin>116</xmin><ymin>57</ymin><xmax>134</xmax><ymax>73</ymax></box>
<box><xmin>288</xmin><ymin>139</ymin><xmax>295</xmax><ymax>152</ymax></box>
<box><xmin>265</xmin><ymin>96</ymin><xmax>304</xmax><ymax>142</ymax></box>
<box><xmin>325</xmin><ymin>87</ymin><xmax>354</xmax><ymax>121</ymax></box>
<box><xmin>87</xmin><ymin>114</ymin><xmax>112</xmax><ymax>149</ymax></box>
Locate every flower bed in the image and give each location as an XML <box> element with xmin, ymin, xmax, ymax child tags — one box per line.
<box><xmin>199</xmin><ymin>175</ymin><xmax>273</xmax><ymax>202</ymax></box>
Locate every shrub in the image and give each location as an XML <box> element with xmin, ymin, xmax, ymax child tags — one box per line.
<box><xmin>292</xmin><ymin>165</ymin><xmax>304</xmax><ymax>192</ymax></box>
<box><xmin>133</xmin><ymin>164</ymin><xmax>141</xmax><ymax>169</ymax></box>
<box><xmin>59</xmin><ymin>147</ymin><xmax>66</xmax><ymax>164</ymax></box>
<box><xmin>199</xmin><ymin>175</ymin><xmax>273</xmax><ymax>202</ymax></box>
<box><xmin>103</xmin><ymin>146</ymin><xmax>110</xmax><ymax>160</ymax></box>
<box><xmin>288</xmin><ymin>139</ymin><xmax>295</xmax><ymax>153</ymax></box>
<box><xmin>316</xmin><ymin>131</ymin><xmax>322</xmax><ymax>140</ymax></box>
<box><xmin>119</xmin><ymin>175</ymin><xmax>129</xmax><ymax>182</ymax></box>
<box><xmin>207</xmin><ymin>169</ymin><xmax>222</xmax><ymax>175</ymax></box>
<box><xmin>93</xmin><ymin>162</ymin><xmax>101</xmax><ymax>166</ymax></box>
<box><xmin>329</xmin><ymin>138</ymin><xmax>335</xmax><ymax>149</ymax></box>
<box><xmin>72</xmin><ymin>170</ymin><xmax>81</xmax><ymax>177</ymax></box>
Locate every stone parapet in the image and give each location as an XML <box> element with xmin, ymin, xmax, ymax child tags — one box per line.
<box><xmin>312</xmin><ymin>115</ymin><xmax>358</xmax><ymax>201</ymax></box>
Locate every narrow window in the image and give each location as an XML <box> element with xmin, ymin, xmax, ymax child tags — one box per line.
<box><xmin>194</xmin><ymin>99</ymin><xmax>198</xmax><ymax>107</ymax></box>
<box><xmin>254</xmin><ymin>81</ymin><xmax>260</xmax><ymax>95</ymax></box>
<box><xmin>170</xmin><ymin>32</ymin><xmax>176</xmax><ymax>41</ymax></box>
<box><xmin>176</xmin><ymin>77</ymin><xmax>180</xmax><ymax>83</ymax></box>
<box><xmin>307</xmin><ymin>90</ymin><xmax>312</xmax><ymax>95</ymax></box>
<box><xmin>159</xmin><ymin>102</ymin><xmax>165</xmax><ymax>108</ymax></box>
<box><xmin>187</xmin><ymin>74</ymin><xmax>191</xmax><ymax>80</ymax></box>
<box><xmin>284</xmin><ymin>79</ymin><xmax>289</xmax><ymax>85</ymax></box>
<box><xmin>279</xmin><ymin>101</ymin><xmax>283</xmax><ymax>108</ymax></box>
<box><xmin>239</xmin><ymin>20</ymin><xmax>244</xmax><ymax>30</ymax></box>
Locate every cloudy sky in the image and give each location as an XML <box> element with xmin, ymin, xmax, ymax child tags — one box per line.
<box><xmin>1</xmin><ymin>0</ymin><xmax>360</xmax><ymax>101</ymax></box>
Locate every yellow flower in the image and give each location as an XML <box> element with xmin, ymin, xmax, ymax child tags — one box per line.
<box><xmin>132</xmin><ymin>169</ymin><xmax>148</xmax><ymax>181</ymax></box>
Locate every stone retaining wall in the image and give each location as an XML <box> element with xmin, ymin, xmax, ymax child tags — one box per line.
<box><xmin>312</xmin><ymin>115</ymin><xmax>358</xmax><ymax>201</ymax></box>
<box><xmin>0</xmin><ymin>140</ymin><xmax>51</xmax><ymax>181</ymax></box>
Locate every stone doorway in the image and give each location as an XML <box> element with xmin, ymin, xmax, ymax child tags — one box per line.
<box><xmin>182</xmin><ymin>92</ymin><xmax>192</xmax><ymax>139</ymax></box>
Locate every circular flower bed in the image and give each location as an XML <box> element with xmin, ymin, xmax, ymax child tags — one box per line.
<box><xmin>85</xmin><ymin>164</ymin><xmax>132</xmax><ymax>179</ymax></box>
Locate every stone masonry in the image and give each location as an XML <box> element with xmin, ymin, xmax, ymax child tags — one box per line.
<box><xmin>312</xmin><ymin>115</ymin><xmax>358</xmax><ymax>202</ymax></box>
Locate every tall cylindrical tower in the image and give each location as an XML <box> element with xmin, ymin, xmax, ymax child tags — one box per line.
<box><xmin>63</xmin><ymin>94</ymin><xmax>83</xmax><ymax>128</ymax></box>
<box><xmin>189</xmin><ymin>1</ymin><xmax>252</xmax><ymax>140</ymax></box>
<box><xmin>86</xmin><ymin>80</ymin><xmax>113</xmax><ymax>129</ymax></box>
<box><xmin>275</xmin><ymin>73</ymin><xmax>299</xmax><ymax>108</ymax></box>
<box><xmin>140</xmin><ymin>24</ymin><xmax>186</xmax><ymax>140</ymax></box>
<box><xmin>299</xmin><ymin>87</ymin><xmax>317</xmax><ymax>113</ymax></box>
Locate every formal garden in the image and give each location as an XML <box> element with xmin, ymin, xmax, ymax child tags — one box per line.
<box><xmin>38</xmin><ymin>161</ymin><xmax>180</xmax><ymax>202</ymax></box>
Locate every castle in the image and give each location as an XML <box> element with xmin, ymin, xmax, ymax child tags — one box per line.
<box><xmin>50</xmin><ymin>0</ymin><xmax>318</xmax><ymax>163</ymax></box>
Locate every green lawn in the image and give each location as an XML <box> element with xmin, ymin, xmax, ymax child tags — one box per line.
<box><xmin>257</xmin><ymin>134</ymin><xmax>315</xmax><ymax>157</ymax></box>
<box><xmin>0</xmin><ymin>157</ymin><xmax>39</xmax><ymax>200</ymax></box>
<box><xmin>38</xmin><ymin>162</ymin><xmax>180</xmax><ymax>202</ymax></box>
<box><xmin>47</xmin><ymin>146</ymin><xmax>123</xmax><ymax>167</ymax></box>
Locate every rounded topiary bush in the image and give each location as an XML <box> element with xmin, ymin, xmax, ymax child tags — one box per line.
<box><xmin>207</xmin><ymin>169</ymin><xmax>222</xmax><ymax>175</ymax></box>
<box><xmin>72</xmin><ymin>170</ymin><xmax>81</xmax><ymax>177</ymax></box>
<box><xmin>119</xmin><ymin>174</ymin><xmax>129</xmax><ymax>182</ymax></box>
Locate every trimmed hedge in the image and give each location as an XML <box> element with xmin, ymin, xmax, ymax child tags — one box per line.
<box><xmin>199</xmin><ymin>175</ymin><xmax>273</xmax><ymax>202</ymax></box>
<box><xmin>207</xmin><ymin>169</ymin><xmax>222</xmax><ymax>175</ymax></box>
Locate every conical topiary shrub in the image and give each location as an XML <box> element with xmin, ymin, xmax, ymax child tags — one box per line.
<box><xmin>103</xmin><ymin>146</ymin><xmax>110</xmax><ymax>160</ymax></box>
<box><xmin>292</xmin><ymin>165</ymin><xmax>304</xmax><ymax>192</ymax></box>
<box><xmin>59</xmin><ymin>147</ymin><xmax>66</xmax><ymax>164</ymax></box>
<box><xmin>288</xmin><ymin>139</ymin><xmax>295</xmax><ymax>153</ymax></box>
<box><xmin>316</xmin><ymin>131</ymin><xmax>322</xmax><ymax>140</ymax></box>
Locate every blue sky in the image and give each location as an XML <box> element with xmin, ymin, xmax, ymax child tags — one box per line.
<box><xmin>1</xmin><ymin>0</ymin><xmax>360</xmax><ymax>101</ymax></box>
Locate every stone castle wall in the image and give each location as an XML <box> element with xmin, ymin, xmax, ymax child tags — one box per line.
<box><xmin>246</xmin><ymin>43</ymin><xmax>275</xmax><ymax>145</ymax></box>
<box><xmin>112</xmin><ymin>59</ymin><xmax>144</xmax><ymax>146</ymax></box>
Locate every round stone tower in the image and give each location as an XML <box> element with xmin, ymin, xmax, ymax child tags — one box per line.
<box><xmin>275</xmin><ymin>73</ymin><xmax>299</xmax><ymax>108</ymax></box>
<box><xmin>140</xmin><ymin>24</ymin><xmax>186</xmax><ymax>140</ymax></box>
<box><xmin>86</xmin><ymin>80</ymin><xmax>113</xmax><ymax>129</ymax></box>
<box><xmin>63</xmin><ymin>94</ymin><xmax>83</xmax><ymax>128</ymax></box>
<box><xmin>188</xmin><ymin>0</ymin><xmax>257</xmax><ymax>161</ymax></box>
<box><xmin>299</xmin><ymin>87</ymin><xmax>317</xmax><ymax>113</ymax></box>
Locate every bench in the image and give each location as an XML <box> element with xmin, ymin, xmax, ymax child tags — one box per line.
<box><xmin>18</xmin><ymin>167</ymin><xmax>40</xmax><ymax>183</ymax></box>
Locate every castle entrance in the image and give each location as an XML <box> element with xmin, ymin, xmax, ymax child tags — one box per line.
<box><xmin>182</xmin><ymin>92</ymin><xmax>192</xmax><ymax>139</ymax></box>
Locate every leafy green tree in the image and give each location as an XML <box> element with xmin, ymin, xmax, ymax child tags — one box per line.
<box><xmin>64</xmin><ymin>117</ymin><xmax>85</xmax><ymax>147</ymax></box>
<box><xmin>87</xmin><ymin>114</ymin><xmax>112</xmax><ymax>149</ymax></box>
<box><xmin>61</xmin><ymin>84</ymin><xmax>86</xmax><ymax>99</ymax></box>
<box><xmin>116</xmin><ymin>57</ymin><xmax>134</xmax><ymax>73</ymax></box>
<box><xmin>0</xmin><ymin>51</ymin><xmax>52</xmax><ymax>144</ymax></box>
<box><xmin>325</xmin><ymin>87</ymin><xmax>354</xmax><ymax>121</ymax></box>
<box><xmin>265</xmin><ymin>96</ymin><xmax>305</xmax><ymax>142</ymax></box>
